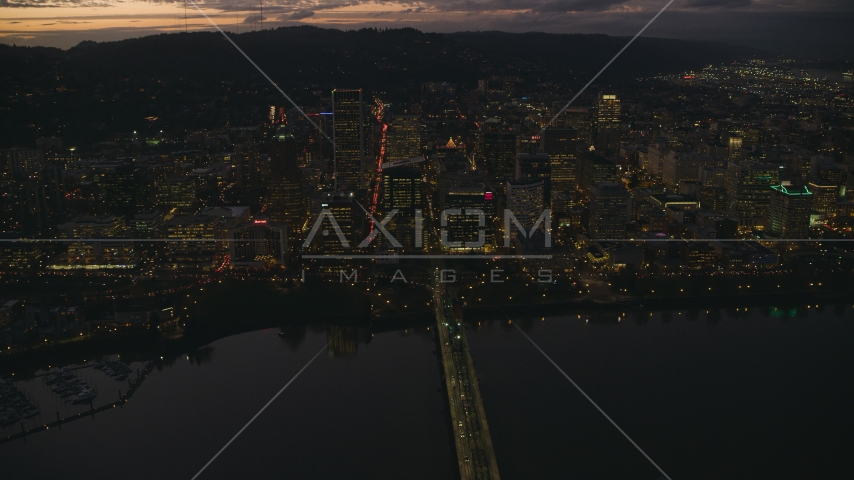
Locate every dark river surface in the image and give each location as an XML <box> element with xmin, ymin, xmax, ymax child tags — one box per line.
<box><xmin>2</xmin><ymin>304</ymin><xmax>853</xmax><ymax>479</ymax></box>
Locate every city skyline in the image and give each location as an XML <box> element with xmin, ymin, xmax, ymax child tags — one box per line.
<box><xmin>2</xmin><ymin>5</ymin><xmax>854</xmax><ymax>478</ymax></box>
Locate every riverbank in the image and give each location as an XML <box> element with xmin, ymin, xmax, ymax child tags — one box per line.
<box><xmin>5</xmin><ymin>279</ymin><xmax>853</xmax><ymax>377</ymax></box>
<box><xmin>461</xmin><ymin>289</ymin><xmax>854</xmax><ymax>321</ymax></box>
<box><xmin>0</xmin><ymin>307</ymin><xmax>433</xmax><ymax>379</ymax></box>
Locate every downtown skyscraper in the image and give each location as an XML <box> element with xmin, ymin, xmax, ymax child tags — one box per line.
<box><xmin>386</xmin><ymin>114</ymin><xmax>421</xmax><ymax>161</ymax></box>
<box><xmin>332</xmin><ymin>89</ymin><xmax>365</xmax><ymax>191</ymax></box>
<box><xmin>267</xmin><ymin>127</ymin><xmax>305</xmax><ymax>237</ymax></box>
<box><xmin>769</xmin><ymin>184</ymin><xmax>812</xmax><ymax>239</ymax></box>
<box><xmin>594</xmin><ymin>93</ymin><xmax>621</xmax><ymax>155</ymax></box>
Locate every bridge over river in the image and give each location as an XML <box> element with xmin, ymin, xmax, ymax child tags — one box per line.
<box><xmin>431</xmin><ymin>261</ymin><xmax>501</xmax><ymax>480</ymax></box>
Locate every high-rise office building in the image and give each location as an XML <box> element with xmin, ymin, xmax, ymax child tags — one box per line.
<box><xmin>698</xmin><ymin>186</ymin><xmax>728</xmax><ymax>213</ymax></box>
<box><xmin>382</xmin><ymin>167</ymin><xmax>422</xmax><ymax>210</ymax></box>
<box><xmin>542</xmin><ymin>127</ymin><xmax>578</xmax><ymax>194</ymax></box>
<box><xmin>578</xmin><ymin>153</ymin><xmax>617</xmax><ymax>198</ymax></box>
<box><xmin>435</xmin><ymin>138</ymin><xmax>466</xmax><ymax>164</ymax></box>
<box><xmin>661</xmin><ymin>152</ymin><xmax>713</xmax><ymax>191</ymax></box>
<box><xmin>333</xmin><ymin>89</ymin><xmax>365</xmax><ymax>190</ymax></box>
<box><xmin>134</xmin><ymin>167</ymin><xmax>155</xmax><ymax>212</ymax></box>
<box><xmin>543</xmin><ymin>127</ymin><xmax>579</xmax><ymax>154</ymax></box>
<box><xmin>305</xmin><ymin>191</ymin><xmax>358</xmax><ymax>255</ymax></box>
<box><xmin>645</xmin><ymin>144</ymin><xmax>668</xmax><ymax>177</ymax></box>
<box><xmin>386</xmin><ymin>115</ymin><xmax>421</xmax><ymax>161</ymax></box>
<box><xmin>443</xmin><ymin>186</ymin><xmax>488</xmax><ymax>252</ymax></box>
<box><xmin>233</xmin><ymin>142</ymin><xmax>263</xmax><ymax>194</ymax></box>
<box><xmin>267</xmin><ymin>129</ymin><xmax>305</xmax><ymax>235</ymax></box>
<box><xmin>3</xmin><ymin>148</ymin><xmax>44</xmax><ymax>180</ymax></box>
<box><xmin>228</xmin><ymin>218</ymin><xmax>288</xmax><ymax>267</ymax></box>
<box><xmin>517</xmin><ymin>134</ymin><xmax>541</xmax><ymax>155</ymax></box>
<box><xmin>15</xmin><ymin>165</ymin><xmax>65</xmax><ymax>234</ymax></box>
<box><xmin>516</xmin><ymin>153</ymin><xmax>551</xmax><ymax>207</ymax></box>
<box><xmin>726</xmin><ymin>161</ymin><xmax>781</xmax><ymax>226</ymax></box>
<box><xmin>380</xmin><ymin>167</ymin><xmax>423</xmax><ymax>250</ymax></box>
<box><xmin>52</xmin><ymin>215</ymin><xmax>135</xmax><ymax>270</ymax></box>
<box><xmin>163</xmin><ymin>215</ymin><xmax>223</xmax><ymax>270</ymax></box>
<box><xmin>808</xmin><ymin>182</ymin><xmax>838</xmax><ymax>218</ymax></box>
<box><xmin>155</xmin><ymin>176</ymin><xmax>196</xmax><ymax>212</ymax></box>
<box><xmin>588</xmin><ymin>182</ymin><xmax>631</xmax><ymax>239</ymax></box>
<box><xmin>483</xmin><ymin>131</ymin><xmax>517</xmax><ymax>178</ymax></box>
<box><xmin>432</xmin><ymin>138</ymin><xmax>467</xmax><ymax>185</ymax></box>
<box><xmin>769</xmin><ymin>184</ymin><xmax>812</xmax><ymax>238</ymax></box>
<box><xmin>506</xmin><ymin>179</ymin><xmax>545</xmax><ymax>232</ymax></box>
<box><xmin>680</xmin><ymin>242</ymin><xmax>718</xmax><ymax>270</ymax></box>
<box><xmin>817</xmin><ymin>163</ymin><xmax>847</xmax><ymax>187</ymax></box>
<box><xmin>94</xmin><ymin>162</ymin><xmax>135</xmax><ymax>214</ymax></box>
<box><xmin>0</xmin><ymin>238</ymin><xmax>45</xmax><ymax>271</ymax></box>
<box><xmin>595</xmin><ymin>94</ymin><xmax>621</xmax><ymax>155</ymax></box>
<box><xmin>555</xmin><ymin>108</ymin><xmax>592</xmax><ymax>147</ymax></box>
<box><xmin>58</xmin><ymin>214</ymin><xmax>127</xmax><ymax>239</ymax></box>
<box><xmin>131</xmin><ymin>210</ymin><xmax>165</xmax><ymax>239</ymax></box>
<box><xmin>727</xmin><ymin>135</ymin><xmax>743</xmax><ymax>161</ymax></box>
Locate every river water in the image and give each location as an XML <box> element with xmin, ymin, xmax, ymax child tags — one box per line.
<box><xmin>2</xmin><ymin>304</ymin><xmax>853</xmax><ymax>479</ymax></box>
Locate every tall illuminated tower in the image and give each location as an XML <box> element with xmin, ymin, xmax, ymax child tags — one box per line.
<box><xmin>542</xmin><ymin>127</ymin><xmax>578</xmax><ymax>194</ymax></box>
<box><xmin>267</xmin><ymin>127</ymin><xmax>305</xmax><ymax>236</ymax></box>
<box><xmin>483</xmin><ymin>131</ymin><xmax>516</xmax><ymax>178</ymax></box>
<box><xmin>769</xmin><ymin>184</ymin><xmax>812</xmax><ymax>239</ymax></box>
<box><xmin>506</xmin><ymin>179</ymin><xmax>545</xmax><ymax>232</ymax></box>
<box><xmin>726</xmin><ymin>161</ymin><xmax>781</xmax><ymax>223</ymax></box>
<box><xmin>380</xmin><ymin>167</ymin><xmax>424</xmax><ymax>250</ymax></box>
<box><xmin>386</xmin><ymin>114</ymin><xmax>421</xmax><ymax>161</ymax></box>
<box><xmin>595</xmin><ymin>93</ymin><xmax>621</xmax><ymax>155</ymax></box>
<box><xmin>588</xmin><ymin>182</ymin><xmax>631</xmax><ymax>240</ymax></box>
<box><xmin>332</xmin><ymin>89</ymin><xmax>365</xmax><ymax>191</ymax></box>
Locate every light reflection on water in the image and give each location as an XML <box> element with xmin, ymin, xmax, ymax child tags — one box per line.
<box><xmin>1</xmin><ymin>326</ymin><xmax>453</xmax><ymax>480</ymax></box>
<box><xmin>1</xmin><ymin>305</ymin><xmax>853</xmax><ymax>479</ymax></box>
<box><xmin>467</xmin><ymin>305</ymin><xmax>854</xmax><ymax>479</ymax></box>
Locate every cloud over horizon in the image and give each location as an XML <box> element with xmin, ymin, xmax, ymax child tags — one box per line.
<box><xmin>1</xmin><ymin>0</ymin><xmax>853</xmax><ymax>56</ymax></box>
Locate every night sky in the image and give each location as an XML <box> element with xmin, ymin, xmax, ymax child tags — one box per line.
<box><xmin>1</xmin><ymin>0</ymin><xmax>853</xmax><ymax>56</ymax></box>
